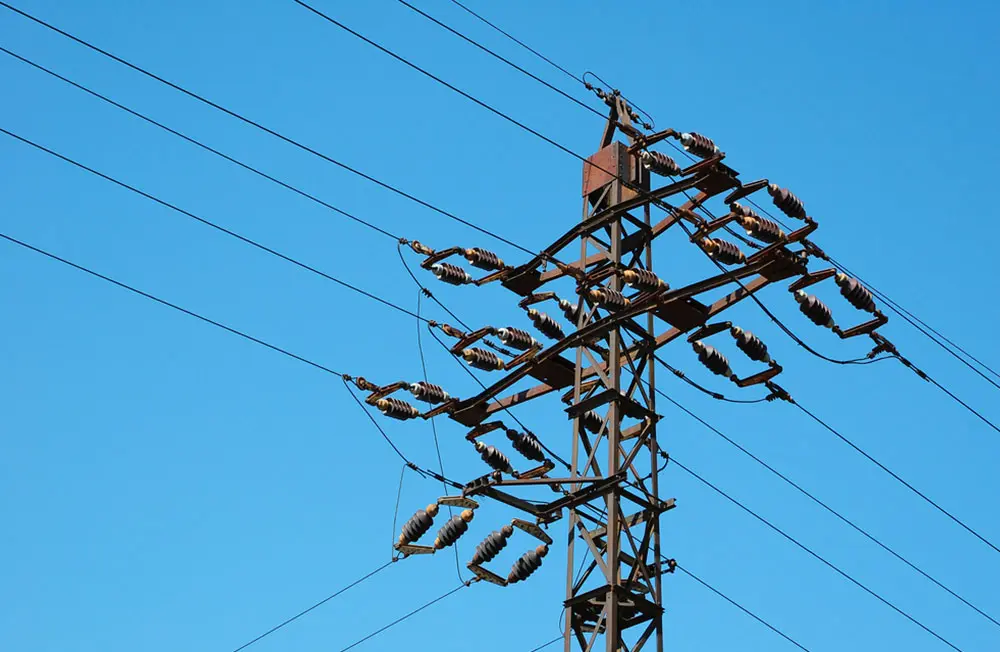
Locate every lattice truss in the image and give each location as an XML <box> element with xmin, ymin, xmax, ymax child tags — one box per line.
<box><xmin>347</xmin><ymin>91</ymin><xmax>894</xmax><ymax>652</ymax></box>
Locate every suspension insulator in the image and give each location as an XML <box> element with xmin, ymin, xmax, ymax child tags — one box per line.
<box><xmin>497</xmin><ymin>326</ymin><xmax>537</xmax><ymax>351</ymax></box>
<box><xmin>701</xmin><ymin>238</ymin><xmax>746</xmax><ymax>265</ymax></box>
<box><xmin>376</xmin><ymin>397</ymin><xmax>421</xmax><ymax>420</ymax></box>
<box><xmin>794</xmin><ymin>291</ymin><xmax>834</xmax><ymax>328</ymax></box>
<box><xmin>475</xmin><ymin>441</ymin><xmax>514</xmax><ymax>473</ymax></box>
<box><xmin>431</xmin><ymin>263</ymin><xmax>473</xmax><ymax>285</ymax></box>
<box><xmin>508</xmin><ymin>545</ymin><xmax>548</xmax><ymax>584</ymax></box>
<box><xmin>471</xmin><ymin>525</ymin><xmax>514</xmax><ymax>565</ymax></box>
<box><xmin>730</xmin><ymin>326</ymin><xmax>771</xmax><ymax>363</ymax></box>
<box><xmin>639</xmin><ymin>150</ymin><xmax>681</xmax><ymax>177</ymax></box>
<box><xmin>408</xmin><ymin>381</ymin><xmax>450</xmax><ymax>404</ymax></box>
<box><xmin>623</xmin><ymin>268</ymin><xmax>668</xmax><ymax>292</ymax></box>
<box><xmin>398</xmin><ymin>503</ymin><xmax>439</xmax><ymax>546</ymax></box>
<box><xmin>588</xmin><ymin>287</ymin><xmax>630</xmax><ymax>311</ymax></box>
<box><xmin>434</xmin><ymin>509</ymin><xmax>475</xmax><ymax>549</ymax></box>
<box><xmin>464</xmin><ymin>247</ymin><xmax>505</xmax><ymax>271</ymax></box>
<box><xmin>692</xmin><ymin>341</ymin><xmax>735</xmax><ymax>379</ymax></box>
<box><xmin>506</xmin><ymin>429</ymin><xmax>546</xmax><ymax>462</ymax></box>
<box><xmin>835</xmin><ymin>273</ymin><xmax>876</xmax><ymax>313</ymax></box>
<box><xmin>737</xmin><ymin>213</ymin><xmax>786</xmax><ymax>244</ymax></box>
<box><xmin>680</xmin><ymin>132</ymin><xmax>721</xmax><ymax>159</ymax></box>
<box><xmin>767</xmin><ymin>184</ymin><xmax>807</xmax><ymax>220</ymax></box>
<box><xmin>731</xmin><ymin>202</ymin><xmax>759</xmax><ymax>220</ymax></box>
<box><xmin>558</xmin><ymin>298</ymin><xmax>581</xmax><ymax>324</ymax></box>
<box><xmin>580</xmin><ymin>410</ymin><xmax>604</xmax><ymax>434</ymax></box>
<box><xmin>462</xmin><ymin>348</ymin><xmax>506</xmax><ymax>371</ymax></box>
<box><xmin>527</xmin><ymin>309</ymin><xmax>565</xmax><ymax>340</ymax></box>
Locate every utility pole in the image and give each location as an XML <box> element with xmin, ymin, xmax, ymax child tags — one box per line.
<box><xmin>354</xmin><ymin>84</ymin><xmax>888</xmax><ymax>652</ymax></box>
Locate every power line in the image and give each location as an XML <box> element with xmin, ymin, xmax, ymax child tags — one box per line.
<box><xmin>336</xmin><ymin>582</ymin><xmax>468</xmax><ymax>651</ymax></box>
<box><xmin>791</xmin><ymin>399</ymin><xmax>1000</xmax><ymax>556</ymax></box>
<box><xmin>676</xmin><ymin>564</ymin><xmax>810</xmax><ymax>651</ymax></box>
<box><xmin>0</xmin><ymin>125</ymin><xmax>425</xmax><ymax>323</ymax></box>
<box><xmin>656</xmin><ymin>388</ymin><xmax>1000</xmax><ymax>628</ymax></box>
<box><xmin>0</xmin><ymin>45</ymin><xmax>401</xmax><ymax>243</ymax></box>
<box><xmin>0</xmin><ymin>1</ymin><xmax>534</xmax><ymax>257</ymax></box>
<box><xmin>231</xmin><ymin>560</ymin><xmax>395</xmax><ymax>652</ymax></box>
<box><xmin>670</xmin><ymin>457</ymin><xmax>963</xmax><ymax>651</ymax></box>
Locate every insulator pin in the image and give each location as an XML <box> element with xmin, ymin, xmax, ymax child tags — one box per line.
<box><xmin>558</xmin><ymin>298</ymin><xmax>581</xmax><ymax>324</ymax></box>
<box><xmin>376</xmin><ymin>397</ymin><xmax>421</xmax><ymax>420</ymax></box>
<box><xmin>835</xmin><ymin>273</ymin><xmax>876</xmax><ymax>312</ymax></box>
<box><xmin>680</xmin><ymin>132</ymin><xmax>721</xmax><ymax>159</ymax></box>
<box><xmin>692</xmin><ymin>341</ymin><xmax>735</xmax><ymax>379</ymax></box>
<box><xmin>580</xmin><ymin>410</ymin><xmax>604</xmax><ymax>434</ymax></box>
<box><xmin>622</xmin><ymin>268</ymin><xmax>668</xmax><ymax>292</ymax></box>
<box><xmin>431</xmin><ymin>262</ymin><xmax>473</xmax><ymax>285</ymax></box>
<box><xmin>471</xmin><ymin>525</ymin><xmax>514</xmax><ymax>565</ymax></box>
<box><xmin>794</xmin><ymin>291</ymin><xmax>834</xmax><ymax>328</ymax></box>
<box><xmin>730</xmin><ymin>326</ymin><xmax>771</xmax><ymax>363</ymax></box>
<box><xmin>702</xmin><ymin>238</ymin><xmax>746</xmax><ymax>265</ymax></box>
<box><xmin>464</xmin><ymin>247</ymin><xmax>505</xmax><ymax>271</ymax></box>
<box><xmin>506</xmin><ymin>429</ymin><xmax>546</xmax><ymax>462</ymax></box>
<box><xmin>767</xmin><ymin>184</ymin><xmax>807</xmax><ymax>220</ymax></box>
<box><xmin>508</xmin><ymin>545</ymin><xmax>548</xmax><ymax>584</ymax></box>
<box><xmin>497</xmin><ymin>326</ymin><xmax>537</xmax><ymax>351</ymax></box>
<box><xmin>588</xmin><ymin>287</ymin><xmax>630</xmax><ymax>311</ymax></box>
<box><xmin>462</xmin><ymin>348</ymin><xmax>505</xmax><ymax>371</ymax></box>
<box><xmin>475</xmin><ymin>441</ymin><xmax>513</xmax><ymax>473</ymax></box>
<box><xmin>527</xmin><ymin>309</ymin><xmax>565</xmax><ymax>340</ymax></box>
<box><xmin>408</xmin><ymin>381</ymin><xmax>449</xmax><ymax>404</ymax></box>
<box><xmin>398</xmin><ymin>503</ymin><xmax>439</xmax><ymax>546</ymax></box>
<box><xmin>434</xmin><ymin>509</ymin><xmax>475</xmax><ymax>549</ymax></box>
<box><xmin>639</xmin><ymin>150</ymin><xmax>681</xmax><ymax>177</ymax></box>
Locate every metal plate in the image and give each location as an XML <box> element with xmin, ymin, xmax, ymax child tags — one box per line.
<box><xmin>395</xmin><ymin>544</ymin><xmax>435</xmax><ymax>556</ymax></box>
<box><xmin>512</xmin><ymin>518</ymin><xmax>553</xmax><ymax>545</ymax></box>
<box><xmin>467</xmin><ymin>563</ymin><xmax>507</xmax><ymax>587</ymax></box>
<box><xmin>439</xmin><ymin>496</ymin><xmax>479</xmax><ymax>509</ymax></box>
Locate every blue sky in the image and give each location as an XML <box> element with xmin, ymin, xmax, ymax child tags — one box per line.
<box><xmin>2</xmin><ymin>1</ymin><xmax>1000</xmax><ymax>650</ymax></box>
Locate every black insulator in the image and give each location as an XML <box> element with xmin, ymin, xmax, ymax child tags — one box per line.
<box><xmin>398</xmin><ymin>503</ymin><xmax>439</xmax><ymax>546</ymax></box>
<box><xmin>506</xmin><ymin>429</ymin><xmax>546</xmax><ymax>462</ymax></box>
<box><xmin>794</xmin><ymin>291</ymin><xmax>834</xmax><ymax>327</ymax></box>
<box><xmin>527</xmin><ymin>309</ymin><xmax>565</xmax><ymax>340</ymax></box>
<box><xmin>693</xmin><ymin>341</ymin><xmax>734</xmax><ymax>379</ymax></box>
<box><xmin>835</xmin><ymin>273</ymin><xmax>876</xmax><ymax>313</ymax></box>
<box><xmin>497</xmin><ymin>326</ymin><xmax>537</xmax><ymax>351</ymax></box>
<box><xmin>680</xmin><ymin>132</ymin><xmax>720</xmax><ymax>159</ymax></box>
<box><xmin>376</xmin><ymin>397</ymin><xmax>421</xmax><ymax>420</ymax></box>
<box><xmin>434</xmin><ymin>509</ymin><xmax>475</xmax><ymax>549</ymax></box>
<box><xmin>767</xmin><ymin>184</ymin><xmax>807</xmax><ymax>220</ymax></box>
<box><xmin>471</xmin><ymin>525</ymin><xmax>514</xmax><ymax>565</ymax></box>
<box><xmin>639</xmin><ymin>150</ymin><xmax>681</xmax><ymax>177</ymax></box>
<box><xmin>558</xmin><ymin>298</ymin><xmax>581</xmax><ymax>324</ymax></box>
<box><xmin>580</xmin><ymin>410</ymin><xmax>604</xmax><ymax>434</ymax></box>
<box><xmin>588</xmin><ymin>287</ymin><xmax>630</xmax><ymax>311</ymax></box>
<box><xmin>464</xmin><ymin>247</ymin><xmax>505</xmax><ymax>271</ymax></box>
<box><xmin>702</xmin><ymin>238</ymin><xmax>745</xmax><ymax>265</ymax></box>
<box><xmin>431</xmin><ymin>262</ymin><xmax>473</xmax><ymax>285</ymax></box>
<box><xmin>461</xmin><ymin>347</ymin><xmax>506</xmax><ymax>371</ymax></box>
<box><xmin>740</xmin><ymin>215</ymin><xmax>785</xmax><ymax>244</ymax></box>
<box><xmin>508</xmin><ymin>545</ymin><xmax>548</xmax><ymax>584</ymax></box>
<box><xmin>730</xmin><ymin>326</ymin><xmax>771</xmax><ymax>363</ymax></box>
<box><xmin>408</xmin><ymin>381</ymin><xmax>449</xmax><ymax>404</ymax></box>
<box><xmin>475</xmin><ymin>441</ymin><xmax>513</xmax><ymax>473</ymax></box>
<box><xmin>623</xmin><ymin>268</ymin><xmax>668</xmax><ymax>292</ymax></box>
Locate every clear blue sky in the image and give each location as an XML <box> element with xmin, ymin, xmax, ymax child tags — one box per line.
<box><xmin>2</xmin><ymin>1</ymin><xmax>1000</xmax><ymax>650</ymax></box>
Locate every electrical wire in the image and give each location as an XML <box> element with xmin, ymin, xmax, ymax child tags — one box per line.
<box><xmin>0</xmin><ymin>45</ymin><xmax>401</xmax><ymax>243</ymax></box>
<box><xmin>230</xmin><ymin>560</ymin><xmax>395</xmax><ymax>652</ymax></box>
<box><xmin>791</xmin><ymin>399</ymin><xmax>1000</xmax><ymax>556</ymax></box>
<box><xmin>675</xmin><ymin>563</ymin><xmax>810</xmax><ymax>651</ymax></box>
<box><xmin>336</xmin><ymin>582</ymin><xmax>468</xmax><ymax>651</ymax></box>
<box><xmin>0</xmin><ymin>1</ymin><xmax>535</xmax><ymax>257</ymax></box>
<box><xmin>0</xmin><ymin>125</ymin><xmax>426</xmax><ymax>323</ymax></box>
<box><xmin>656</xmin><ymin>389</ymin><xmax>1000</xmax><ymax>628</ymax></box>
<box><xmin>653</xmin><ymin>353</ymin><xmax>770</xmax><ymax>404</ymax></box>
<box><xmin>670</xmin><ymin>457</ymin><xmax>963</xmax><ymax>651</ymax></box>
